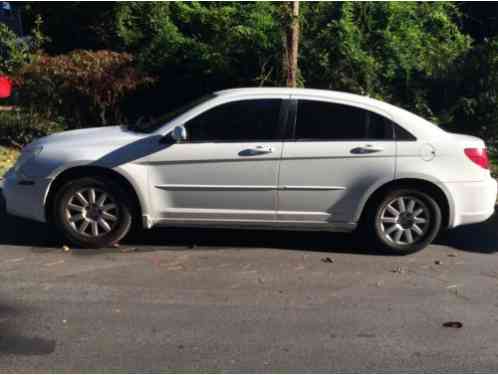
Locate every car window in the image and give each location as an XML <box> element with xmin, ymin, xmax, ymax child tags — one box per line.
<box><xmin>295</xmin><ymin>100</ymin><xmax>393</xmax><ymax>141</ymax></box>
<box><xmin>366</xmin><ymin>110</ymin><xmax>394</xmax><ymax>140</ymax></box>
<box><xmin>393</xmin><ymin>122</ymin><xmax>417</xmax><ymax>141</ymax></box>
<box><xmin>127</xmin><ymin>94</ymin><xmax>216</xmax><ymax>133</ymax></box>
<box><xmin>185</xmin><ymin>99</ymin><xmax>282</xmax><ymax>142</ymax></box>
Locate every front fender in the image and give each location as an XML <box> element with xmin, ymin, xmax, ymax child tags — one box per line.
<box><xmin>45</xmin><ymin>160</ymin><xmax>150</xmax><ymax>226</ymax></box>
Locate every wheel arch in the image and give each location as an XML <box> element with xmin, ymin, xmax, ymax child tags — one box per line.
<box><xmin>355</xmin><ymin>177</ymin><xmax>453</xmax><ymax>229</ymax></box>
<box><xmin>45</xmin><ymin>165</ymin><xmax>146</xmax><ymax>227</ymax></box>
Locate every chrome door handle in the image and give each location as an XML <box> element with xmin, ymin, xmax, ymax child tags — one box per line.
<box><xmin>239</xmin><ymin>145</ymin><xmax>274</xmax><ymax>156</ymax></box>
<box><xmin>350</xmin><ymin>144</ymin><xmax>385</xmax><ymax>154</ymax></box>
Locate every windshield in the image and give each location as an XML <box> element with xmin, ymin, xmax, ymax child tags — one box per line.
<box><xmin>127</xmin><ymin>94</ymin><xmax>216</xmax><ymax>133</ymax></box>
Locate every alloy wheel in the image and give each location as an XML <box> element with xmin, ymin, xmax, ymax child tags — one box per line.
<box><xmin>65</xmin><ymin>187</ymin><xmax>119</xmax><ymax>237</ymax></box>
<box><xmin>379</xmin><ymin>196</ymin><xmax>431</xmax><ymax>246</ymax></box>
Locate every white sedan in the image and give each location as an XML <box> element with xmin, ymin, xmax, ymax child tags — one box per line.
<box><xmin>3</xmin><ymin>88</ymin><xmax>496</xmax><ymax>253</ymax></box>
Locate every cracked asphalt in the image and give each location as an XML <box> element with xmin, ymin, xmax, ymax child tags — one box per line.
<box><xmin>0</xmin><ymin>191</ymin><xmax>498</xmax><ymax>372</ymax></box>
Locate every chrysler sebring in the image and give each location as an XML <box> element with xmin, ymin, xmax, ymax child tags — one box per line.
<box><xmin>2</xmin><ymin>88</ymin><xmax>496</xmax><ymax>253</ymax></box>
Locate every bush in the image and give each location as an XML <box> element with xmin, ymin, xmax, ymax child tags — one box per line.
<box><xmin>0</xmin><ymin>15</ymin><xmax>47</xmax><ymax>76</ymax></box>
<box><xmin>0</xmin><ymin>24</ymin><xmax>31</xmax><ymax>75</ymax></box>
<box><xmin>444</xmin><ymin>38</ymin><xmax>498</xmax><ymax>153</ymax></box>
<box><xmin>0</xmin><ymin>109</ymin><xmax>64</xmax><ymax>146</ymax></box>
<box><xmin>15</xmin><ymin>50</ymin><xmax>153</xmax><ymax>128</ymax></box>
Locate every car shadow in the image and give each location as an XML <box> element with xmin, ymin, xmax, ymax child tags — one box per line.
<box><xmin>0</xmin><ymin>188</ymin><xmax>496</xmax><ymax>255</ymax></box>
<box><xmin>434</xmin><ymin>209</ymin><xmax>498</xmax><ymax>253</ymax></box>
<box><xmin>0</xmin><ymin>303</ymin><xmax>56</xmax><ymax>356</ymax></box>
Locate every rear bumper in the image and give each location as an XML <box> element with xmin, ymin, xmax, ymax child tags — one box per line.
<box><xmin>445</xmin><ymin>177</ymin><xmax>497</xmax><ymax>228</ymax></box>
<box><xmin>1</xmin><ymin>168</ymin><xmax>51</xmax><ymax>223</ymax></box>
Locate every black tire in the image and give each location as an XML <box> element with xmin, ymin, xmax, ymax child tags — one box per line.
<box><xmin>53</xmin><ymin>176</ymin><xmax>133</xmax><ymax>248</ymax></box>
<box><xmin>365</xmin><ymin>189</ymin><xmax>442</xmax><ymax>254</ymax></box>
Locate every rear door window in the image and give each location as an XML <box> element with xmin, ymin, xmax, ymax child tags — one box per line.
<box><xmin>294</xmin><ymin>100</ymin><xmax>393</xmax><ymax>141</ymax></box>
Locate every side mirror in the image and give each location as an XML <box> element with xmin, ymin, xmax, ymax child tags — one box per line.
<box><xmin>171</xmin><ymin>125</ymin><xmax>187</xmax><ymax>143</ymax></box>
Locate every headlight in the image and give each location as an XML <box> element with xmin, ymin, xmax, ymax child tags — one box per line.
<box><xmin>13</xmin><ymin>146</ymin><xmax>43</xmax><ymax>175</ymax></box>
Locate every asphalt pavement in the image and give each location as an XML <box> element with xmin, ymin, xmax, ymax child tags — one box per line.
<box><xmin>0</xmin><ymin>190</ymin><xmax>498</xmax><ymax>372</ymax></box>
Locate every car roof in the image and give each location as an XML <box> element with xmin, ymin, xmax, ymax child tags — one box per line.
<box><xmin>217</xmin><ymin>86</ymin><xmax>363</xmax><ymax>99</ymax></box>
<box><xmin>215</xmin><ymin>87</ymin><xmax>445</xmax><ymax>139</ymax></box>
<box><xmin>216</xmin><ymin>87</ymin><xmax>407</xmax><ymax>115</ymax></box>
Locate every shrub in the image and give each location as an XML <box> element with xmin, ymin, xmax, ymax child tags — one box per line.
<box><xmin>15</xmin><ymin>50</ymin><xmax>153</xmax><ymax>128</ymax></box>
<box><xmin>0</xmin><ymin>24</ymin><xmax>31</xmax><ymax>76</ymax></box>
<box><xmin>0</xmin><ymin>15</ymin><xmax>47</xmax><ymax>76</ymax></box>
<box><xmin>0</xmin><ymin>109</ymin><xmax>64</xmax><ymax>147</ymax></box>
<box><xmin>445</xmin><ymin>38</ymin><xmax>498</xmax><ymax>153</ymax></box>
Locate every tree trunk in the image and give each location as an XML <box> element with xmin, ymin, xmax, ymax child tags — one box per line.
<box><xmin>285</xmin><ymin>1</ymin><xmax>300</xmax><ymax>88</ymax></box>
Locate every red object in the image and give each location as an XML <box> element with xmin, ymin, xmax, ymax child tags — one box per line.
<box><xmin>0</xmin><ymin>76</ymin><xmax>12</xmax><ymax>98</ymax></box>
<box><xmin>464</xmin><ymin>147</ymin><xmax>489</xmax><ymax>169</ymax></box>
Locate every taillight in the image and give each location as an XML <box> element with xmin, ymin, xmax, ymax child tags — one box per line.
<box><xmin>464</xmin><ymin>148</ymin><xmax>489</xmax><ymax>169</ymax></box>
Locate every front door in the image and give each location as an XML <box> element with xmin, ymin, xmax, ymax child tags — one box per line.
<box><xmin>278</xmin><ymin>98</ymin><xmax>396</xmax><ymax>224</ymax></box>
<box><xmin>145</xmin><ymin>98</ymin><xmax>286</xmax><ymax>224</ymax></box>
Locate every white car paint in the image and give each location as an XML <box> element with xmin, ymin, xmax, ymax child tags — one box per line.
<box><xmin>2</xmin><ymin>87</ymin><xmax>497</xmax><ymax>235</ymax></box>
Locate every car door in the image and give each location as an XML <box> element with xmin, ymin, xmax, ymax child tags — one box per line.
<box><xmin>145</xmin><ymin>97</ymin><xmax>286</xmax><ymax>224</ymax></box>
<box><xmin>277</xmin><ymin>97</ymin><xmax>396</xmax><ymax>224</ymax></box>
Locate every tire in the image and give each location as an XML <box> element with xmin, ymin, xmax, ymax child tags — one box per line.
<box><xmin>53</xmin><ymin>176</ymin><xmax>133</xmax><ymax>248</ymax></box>
<box><xmin>365</xmin><ymin>189</ymin><xmax>442</xmax><ymax>254</ymax></box>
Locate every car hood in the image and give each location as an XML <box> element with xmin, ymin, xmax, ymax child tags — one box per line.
<box><xmin>31</xmin><ymin>125</ymin><xmax>146</xmax><ymax>149</ymax></box>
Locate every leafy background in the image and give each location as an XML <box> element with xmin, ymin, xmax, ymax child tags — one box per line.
<box><xmin>1</xmin><ymin>2</ymin><xmax>498</xmax><ymax>173</ymax></box>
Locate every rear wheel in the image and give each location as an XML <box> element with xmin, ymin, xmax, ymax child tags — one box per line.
<box><xmin>53</xmin><ymin>176</ymin><xmax>133</xmax><ymax>248</ymax></box>
<box><xmin>367</xmin><ymin>189</ymin><xmax>442</xmax><ymax>254</ymax></box>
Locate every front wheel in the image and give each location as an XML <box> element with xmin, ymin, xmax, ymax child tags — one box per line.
<box><xmin>53</xmin><ymin>176</ymin><xmax>133</xmax><ymax>248</ymax></box>
<box><xmin>368</xmin><ymin>189</ymin><xmax>442</xmax><ymax>254</ymax></box>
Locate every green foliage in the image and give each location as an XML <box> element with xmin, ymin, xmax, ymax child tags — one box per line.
<box><xmin>0</xmin><ymin>109</ymin><xmax>64</xmax><ymax>146</ymax></box>
<box><xmin>0</xmin><ymin>15</ymin><xmax>48</xmax><ymax>75</ymax></box>
<box><xmin>16</xmin><ymin>50</ymin><xmax>153</xmax><ymax>127</ymax></box>
<box><xmin>301</xmin><ymin>2</ymin><xmax>471</xmax><ymax>119</ymax></box>
<box><xmin>0</xmin><ymin>23</ymin><xmax>31</xmax><ymax>75</ymax></box>
<box><xmin>10</xmin><ymin>2</ymin><xmax>498</xmax><ymax>149</ymax></box>
<box><xmin>20</xmin><ymin>3</ymin><xmax>117</xmax><ymax>53</ymax></box>
<box><xmin>445</xmin><ymin>37</ymin><xmax>498</xmax><ymax>153</ymax></box>
<box><xmin>0</xmin><ymin>145</ymin><xmax>20</xmax><ymax>177</ymax></box>
<box><xmin>115</xmin><ymin>2</ymin><xmax>281</xmax><ymax>81</ymax></box>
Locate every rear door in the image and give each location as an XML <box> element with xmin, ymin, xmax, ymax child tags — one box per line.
<box><xmin>277</xmin><ymin>97</ymin><xmax>396</xmax><ymax>224</ymax></box>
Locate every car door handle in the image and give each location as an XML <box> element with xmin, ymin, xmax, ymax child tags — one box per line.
<box><xmin>239</xmin><ymin>145</ymin><xmax>275</xmax><ymax>156</ymax></box>
<box><xmin>350</xmin><ymin>144</ymin><xmax>385</xmax><ymax>154</ymax></box>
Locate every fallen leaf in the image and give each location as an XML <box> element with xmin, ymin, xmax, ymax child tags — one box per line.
<box><xmin>120</xmin><ymin>247</ymin><xmax>138</xmax><ymax>253</ymax></box>
<box><xmin>167</xmin><ymin>265</ymin><xmax>185</xmax><ymax>271</ymax></box>
<box><xmin>45</xmin><ymin>260</ymin><xmax>65</xmax><ymax>267</ymax></box>
<box><xmin>151</xmin><ymin>256</ymin><xmax>161</xmax><ymax>267</ymax></box>
<box><xmin>443</xmin><ymin>321</ymin><xmax>463</xmax><ymax>328</ymax></box>
<box><xmin>434</xmin><ymin>260</ymin><xmax>442</xmax><ymax>265</ymax></box>
<box><xmin>391</xmin><ymin>267</ymin><xmax>405</xmax><ymax>274</ymax></box>
<box><xmin>446</xmin><ymin>284</ymin><xmax>462</xmax><ymax>289</ymax></box>
<box><xmin>321</xmin><ymin>257</ymin><xmax>335</xmax><ymax>263</ymax></box>
<box><xmin>448</xmin><ymin>253</ymin><xmax>457</xmax><ymax>257</ymax></box>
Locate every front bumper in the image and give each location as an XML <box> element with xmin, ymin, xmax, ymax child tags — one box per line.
<box><xmin>446</xmin><ymin>177</ymin><xmax>497</xmax><ymax>228</ymax></box>
<box><xmin>1</xmin><ymin>168</ymin><xmax>52</xmax><ymax>223</ymax></box>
